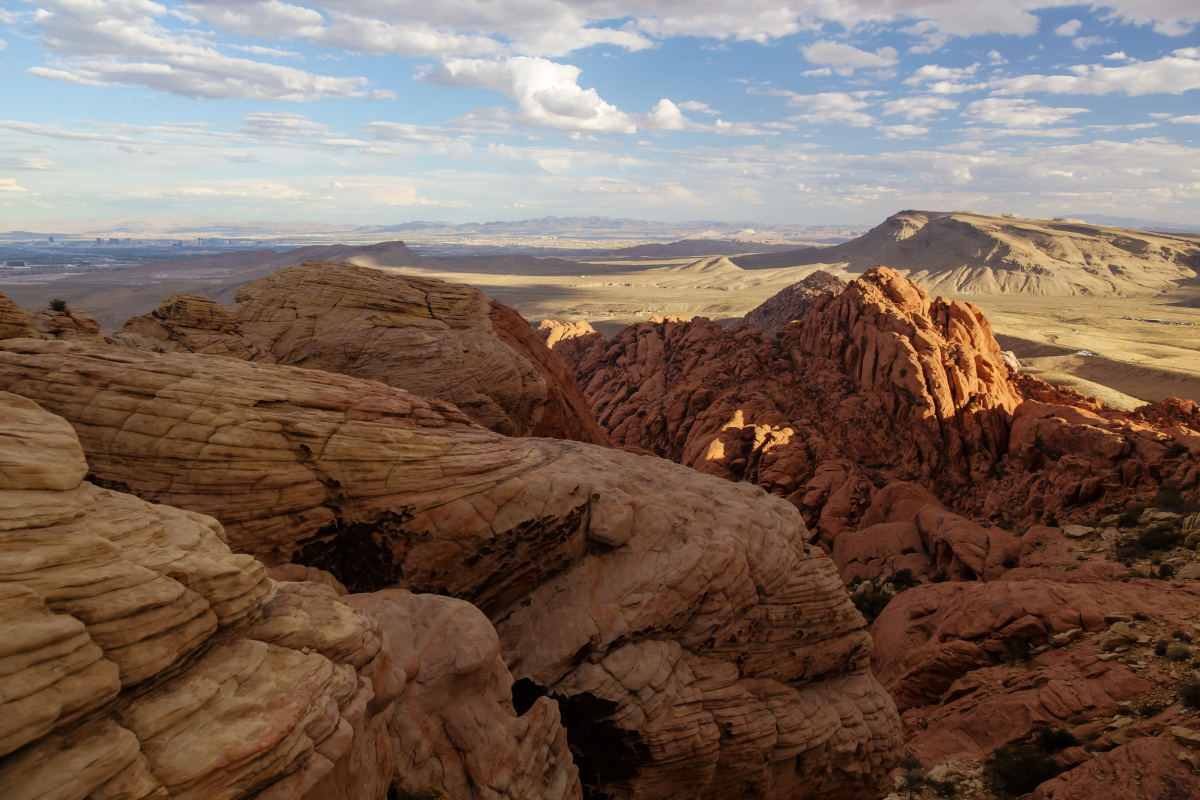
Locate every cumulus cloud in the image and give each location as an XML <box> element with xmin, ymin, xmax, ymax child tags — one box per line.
<box><xmin>992</xmin><ymin>49</ymin><xmax>1200</xmax><ymax>96</ymax></box>
<box><xmin>679</xmin><ymin>100</ymin><xmax>719</xmax><ymax>115</ymax></box>
<box><xmin>801</xmin><ymin>40</ymin><xmax>898</xmax><ymax>69</ymax></box>
<box><xmin>28</xmin><ymin>0</ymin><xmax>368</xmax><ymax>100</ymax></box>
<box><xmin>878</xmin><ymin>124</ymin><xmax>930</xmax><ymax>138</ymax></box>
<box><xmin>881</xmin><ymin>95</ymin><xmax>958</xmax><ymax>120</ymax></box>
<box><xmin>965</xmin><ymin>97</ymin><xmax>1090</xmax><ymax>127</ymax></box>
<box><xmin>903</xmin><ymin>63</ymin><xmax>985</xmax><ymax>93</ymax></box>
<box><xmin>1055</xmin><ymin>19</ymin><xmax>1082</xmax><ymax>36</ymax></box>
<box><xmin>418</xmin><ymin>56</ymin><xmax>636</xmax><ymax>133</ymax></box>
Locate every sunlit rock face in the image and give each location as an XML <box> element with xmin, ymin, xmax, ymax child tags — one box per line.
<box><xmin>0</xmin><ymin>336</ymin><xmax>903</xmax><ymax>799</ymax></box>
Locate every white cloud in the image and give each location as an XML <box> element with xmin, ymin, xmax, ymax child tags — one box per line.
<box><xmin>992</xmin><ymin>49</ymin><xmax>1200</xmax><ymax>96</ymax></box>
<box><xmin>1055</xmin><ymin>19</ymin><xmax>1082</xmax><ymax>36</ymax></box>
<box><xmin>28</xmin><ymin>0</ymin><xmax>368</xmax><ymax>100</ymax></box>
<box><xmin>643</xmin><ymin>99</ymin><xmax>688</xmax><ymax>131</ymax></box>
<box><xmin>878</xmin><ymin>124</ymin><xmax>929</xmax><ymax>138</ymax></box>
<box><xmin>965</xmin><ymin>97</ymin><xmax>1090</xmax><ymax>127</ymax></box>
<box><xmin>1103</xmin><ymin>51</ymin><xmax>1131</xmax><ymax>60</ymax></box>
<box><xmin>679</xmin><ymin>100</ymin><xmax>719</xmax><ymax>115</ymax></box>
<box><xmin>185</xmin><ymin>0</ymin><xmax>323</xmax><ymax>37</ymax></box>
<box><xmin>0</xmin><ymin>179</ymin><xmax>29</xmax><ymax>193</ymax></box>
<box><xmin>881</xmin><ymin>95</ymin><xmax>958</xmax><ymax>120</ymax></box>
<box><xmin>364</xmin><ymin>122</ymin><xmax>452</xmax><ymax>142</ymax></box>
<box><xmin>782</xmin><ymin>92</ymin><xmax>875</xmax><ymax>127</ymax></box>
<box><xmin>988</xmin><ymin>50</ymin><xmax>1007</xmax><ymax>65</ymax></box>
<box><xmin>801</xmin><ymin>40</ymin><xmax>898</xmax><ymax>69</ymax></box>
<box><xmin>1169</xmin><ymin>115</ymin><xmax>1200</xmax><ymax>124</ymax></box>
<box><xmin>418</xmin><ymin>57</ymin><xmax>636</xmax><ymax>134</ymax></box>
<box><xmin>1072</xmin><ymin>36</ymin><xmax>1106</xmax><ymax>50</ymax></box>
<box><xmin>904</xmin><ymin>63</ymin><xmax>983</xmax><ymax>94</ymax></box>
<box><xmin>239</xmin><ymin>112</ymin><xmax>329</xmax><ymax>138</ymax></box>
<box><xmin>0</xmin><ymin>37</ymin><xmax>7</xmax><ymax>51</ymax></box>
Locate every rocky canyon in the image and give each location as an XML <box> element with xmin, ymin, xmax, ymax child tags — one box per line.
<box><xmin>1</xmin><ymin>256</ymin><xmax>1198</xmax><ymax>800</ymax></box>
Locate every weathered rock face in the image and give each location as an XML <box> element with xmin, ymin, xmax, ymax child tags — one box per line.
<box><xmin>0</xmin><ymin>292</ymin><xmax>35</xmax><ymax>340</ymax></box>
<box><xmin>0</xmin><ymin>338</ymin><xmax>902</xmax><ymax>799</ymax></box>
<box><xmin>536</xmin><ymin>318</ymin><xmax>604</xmax><ymax>368</ymax></box>
<box><xmin>227</xmin><ymin>262</ymin><xmax>609</xmax><ymax>444</ymax></box>
<box><xmin>350</xmin><ymin>590</ymin><xmax>581</xmax><ymax>800</ymax></box>
<box><xmin>0</xmin><ymin>391</ymin><xmax>397</xmax><ymax>800</ymax></box>
<box><xmin>742</xmin><ymin>270</ymin><xmax>846</xmax><ymax>336</ymax></box>
<box><xmin>28</xmin><ymin>304</ymin><xmax>104</xmax><ymax>341</ymax></box>
<box><xmin>113</xmin><ymin>293</ymin><xmax>278</xmax><ymax>361</ymax></box>
<box><xmin>1032</xmin><ymin>735</ymin><xmax>1200</xmax><ymax>800</ymax></box>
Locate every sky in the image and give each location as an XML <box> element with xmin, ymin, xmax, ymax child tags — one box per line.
<box><xmin>1</xmin><ymin>0</ymin><xmax>1199</xmax><ymax>227</ymax></box>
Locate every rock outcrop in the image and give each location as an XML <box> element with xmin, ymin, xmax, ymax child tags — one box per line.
<box><xmin>114</xmin><ymin>293</ymin><xmax>277</xmax><ymax>361</ymax></box>
<box><xmin>535</xmin><ymin>318</ymin><xmax>603</xmax><ymax>367</ymax></box>
<box><xmin>742</xmin><ymin>270</ymin><xmax>846</xmax><ymax>335</ymax></box>
<box><xmin>0</xmin><ymin>337</ymin><xmax>902</xmax><ymax>799</ymax></box>
<box><xmin>0</xmin><ymin>391</ymin><xmax>397</xmax><ymax>800</ymax></box>
<box><xmin>0</xmin><ymin>292</ymin><xmax>35</xmax><ymax>340</ymax></box>
<box><xmin>115</xmin><ymin>262</ymin><xmax>609</xmax><ymax>445</ymax></box>
<box><xmin>28</xmin><ymin>303</ymin><xmax>104</xmax><ymax>341</ymax></box>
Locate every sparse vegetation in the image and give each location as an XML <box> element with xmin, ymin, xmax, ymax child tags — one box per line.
<box><xmin>1004</xmin><ymin>637</ymin><xmax>1032</xmax><ymax>663</ymax></box>
<box><xmin>900</xmin><ymin>755</ymin><xmax>925</xmax><ymax>798</ymax></box>
<box><xmin>1173</xmin><ymin>629</ymin><xmax>1193</xmax><ymax>642</ymax></box>
<box><xmin>49</xmin><ymin>298</ymin><xmax>68</xmax><ymax>313</ymax></box>
<box><xmin>1155</xmin><ymin>484</ymin><xmax>1199</xmax><ymax>514</ymax></box>
<box><xmin>1002</xmin><ymin>555</ymin><xmax>1018</xmax><ymax>569</ymax></box>
<box><xmin>1156</xmin><ymin>563</ymin><xmax>1176</xmax><ymax>580</ymax></box>
<box><xmin>985</xmin><ymin>745</ymin><xmax>1062</xmax><ymax>797</ymax></box>
<box><xmin>1117</xmin><ymin>523</ymin><xmax>1183</xmax><ymax>560</ymax></box>
<box><xmin>931</xmin><ymin>570</ymin><xmax>949</xmax><ymax>583</ymax></box>
<box><xmin>1180</xmin><ymin>682</ymin><xmax>1200</xmax><ymax>710</ymax></box>
<box><xmin>852</xmin><ymin>587</ymin><xmax>892</xmax><ymax>624</ymax></box>
<box><xmin>1167</xmin><ymin>443</ymin><xmax>1189</xmax><ymax>458</ymax></box>
<box><xmin>890</xmin><ymin>568</ymin><xmax>918</xmax><ymax>590</ymax></box>
<box><xmin>1155</xmin><ymin>639</ymin><xmax>1169</xmax><ymax>657</ymax></box>
<box><xmin>1166</xmin><ymin>642</ymin><xmax>1193</xmax><ymax>662</ymax></box>
<box><xmin>1133</xmin><ymin>611</ymin><xmax>1152</xmax><ymax>621</ymax></box>
<box><xmin>1119</xmin><ymin>504</ymin><xmax>1148</xmax><ymax>527</ymax></box>
<box><xmin>1138</xmin><ymin>699</ymin><xmax>1165</xmax><ymax>717</ymax></box>
<box><xmin>392</xmin><ymin>786</ymin><xmax>449</xmax><ymax>800</ymax></box>
<box><xmin>1044</xmin><ymin>510</ymin><xmax>1059</xmax><ymax>527</ymax></box>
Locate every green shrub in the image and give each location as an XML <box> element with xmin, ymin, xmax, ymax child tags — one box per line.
<box><xmin>890</xmin><ymin>569</ymin><xmax>919</xmax><ymax>590</ymax></box>
<box><xmin>1034</xmin><ymin>726</ymin><xmax>1080</xmax><ymax>752</ymax></box>
<box><xmin>1180</xmin><ymin>682</ymin><xmax>1200</xmax><ymax>710</ymax></box>
<box><xmin>1117</xmin><ymin>524</ymin><xmax>1183</xmax><ymax>559</ymax></box>
<box><xmin>1157</xmin><ymin>563</ymin><xmax>1176</xmax><ymax>580</ymax></box>
<box><xmin>1155</xmin><ymin>484</ymin><xmax>1200</xmax><ymax>514</ymax></box>
<box><xmin>49</xmin><ymin>298</ymin><xmax>68</xmax><ymax>313</ymax></box>
<box><xmin>1133</xmin><ymin>611</ymin><xmax>1152</xmax><ymax>621</ymax></box>
<box><xmin>985</xmin><ymin>745</ymin><xmax>1062</xmax><ymax>797</ymax></box>
<box><xmin>931</xmin><ymin>570</ymin><xmax>949</xmax><ymax>583</ymax></box>
<box><xmin>928</xmin><ymin>778</ymin><xmax>958</xmax><ymax>797</ymax></box>
<box><xmin>852</xmin><ymin>588</ymin><xmax>892</xmax><ymax>624</ymax></box>
<box><xmin>1173</xmin><ymin>629</ymin><xmax>1193</xmax><ymax>642</ymax></box>
<box><xmin>1004</xmin><ymin>637</ymin><xmax>1032</xmax><ymax>663</ymax></box>
<box><xmin>1155</xmin><ymin>639</ymin><xmax>1169</xmax><ymax>657</ymax></box>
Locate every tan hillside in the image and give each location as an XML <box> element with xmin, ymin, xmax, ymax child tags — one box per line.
<box><xmin>734</xmin><ymin>210</ymin><xmax>1200</xmax><ymax>296</ymax></box>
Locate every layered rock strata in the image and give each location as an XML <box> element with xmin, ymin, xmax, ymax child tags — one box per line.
<box><xmin>0</xmin><ymin>337</ymin><xmax>902</xmax><ymax>799</ymax></box>
<box><xmin>114</xmin><ymin>262</ymin><xmax>608</xmax><ymax>445</ymax></box>
<box><xmin>0</xmin><ymin>391</ymin><xmax>396</xmax><ymax>800</ymax></box>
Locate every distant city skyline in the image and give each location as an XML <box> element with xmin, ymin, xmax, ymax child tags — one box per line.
<box><xmin>2</xmin><ymin>1</ymin><xmax>1199</xmax><ymax>226</ymax></box>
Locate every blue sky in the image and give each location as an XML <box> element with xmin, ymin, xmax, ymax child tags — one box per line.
<box><xmin>1</xmin><ymin>0</ymin><xmax>1198</xmax><ymax>226</ymax></box>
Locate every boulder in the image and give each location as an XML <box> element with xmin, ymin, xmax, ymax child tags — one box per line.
<box><xmin>742</xmin><ymin>270</ymin><xmax>846</xmax><ymax>336</ymax></box>
<box><xmin>0</xmin><ymin>292</ymin><xmax>36</xmax><ymax>340</ymax></box>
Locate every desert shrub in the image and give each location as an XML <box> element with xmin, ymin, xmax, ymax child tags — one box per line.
<box><xmin>931</xmin><ymin>570</ymin><xmax>949</xmax><ymax>583</ymax></box>
<box><xmin>1119</xmin><ymin>504</ymin><xmax>1148</xmax><ymax>527</ymax></box>
<box><xmin>1044</xmin><ymin>511</ymin><xmax>1059</xmax><ymax>527</ymax></box>
<box><xmin>1157</xmin><ymin>563</ymin><xmax>1176</xmax><ymax>580</ymax></box>
<box><xmin>928</xmin><ymin>778</ymin><xmax>958</xmax><ymax>797</ymax></box>
<box><xmin>890</xmin><ymin>568</ymin><xmax>919</xmax><ymax>590</ymax></box>
<box><xmin>49</xmin><ymin>298</ymin><xmax>68</xmax><ymax>313</ymax></box>
<box><xmin>1133</xmin><ymin>611</ymin><xmax>1152</xmax><ymax>621</ymax></box>
<box><xmin>1180</xmin><ymin>683</ymin><xmax>1200</xmax><ymax>710</ymax></box>
<box><xmin>1034</xmin><ymin>726</ymin><xmax>1081</xmax><ymax>753</ymax></box>
<box><xmin>1002</xmin><ymin>555</ymin><xmax>1018</xmax><ymax>569</ymax></box>
<box><xmin>1117</xmin><ymin>524</ymin><xmax>1184</xmax><ymax>559</ymax></box>
<box><xmin>852</xmin><ymin>588</ymin><xmax>891</xmax><ymax>624</ymax></box>
<box><xmin>1155</xmin><ymin>639</ymin><xmax>1170</xmax><ymax>657</ymax></box>
<box><xmin>1155</xmin><ymin>484</ymin><xmax>1200</xmax><ymax>514</ymax></box>
<box><xmin>1174</xmin><ymin>629</ymin><xmax>1194</xmax><ymax>642</ymax></box>
<box><xmin>1167</xmin><ymin>443</ymin><xmax>1189</xmax><ymax>458</ymax></box>
<box><xmin>986</xmin><ymin>745</ymin><xmax>1062</xmax><ymax>797</ymax></box>
<box><xmin>1167</xmin><ymin>642</ymin><xmax>1193</xmax><ymax>662</ymax></box>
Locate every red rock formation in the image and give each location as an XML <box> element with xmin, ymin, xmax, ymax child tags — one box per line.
<box><xmin>0</xmin><ymin>337</ymin><xmax>902</xmax><ymax>800</ymax></box>
<box><xmin>535</xmin><ymin>318</ymin><xmax>603</xmax><ymax>366</ymax></box>
<box><xmin>1032</xmin><ymin>735</ymin><xmax>1200</xmax><ymax>800</ymax></box>
<box><xmin>28</xmin><ymin>303</ymin><xmax>104</xmax><ymax>340</ymax></box>
<box><xmin>742</xmin><ymin>270</ymin><xmax>846</xmax><ymax>335</ymax></box>
<box><xmin>114</xmin><ymin>293</ymin><xmax>277</xmax><ymax>361</ymax></box>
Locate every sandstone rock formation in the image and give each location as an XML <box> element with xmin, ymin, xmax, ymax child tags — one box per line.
<box><xmin>114</xmin><ymin>293</ymin><xmax>277</xmax><ymax>361</ymax></box>
<box><xmin>115</xmin><ymin>262</ymin><xmax>608</xmax><ymax>445</ymax></box>
<box><xmin>535</xmin><ymin>318</ymin><xmax>603</xmax><ymax>367</ymax></box>
<box><xmin>742</xmin><ymin>270</ymin><xmax>846</xmax><ymax>335</ymax></box>
<box><xmin>0</xmin><ymin>337</ymin><xmax>902</xmax><ymax>799</ymax></box>
<box><xmin>0</xmin><ymin>391</ymin><xmax>397</xmax><ymax>800</ymax></box>
<box><xmin>0</xmin><ymin>292</ymin><xmax>35</xmax><ymax>340</ymax></box>
<box><xmin>28</xmin><ymin>303</ymin><xmax>104</xmax><ymax>340</ymax></box>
